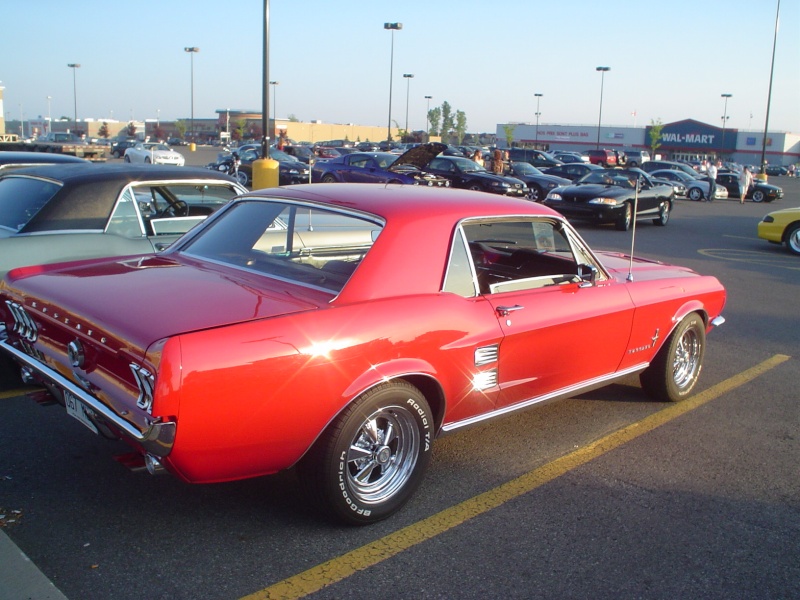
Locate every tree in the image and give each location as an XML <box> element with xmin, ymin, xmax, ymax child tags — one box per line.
<box><xmin>427</xmin><ymin>107</ymin><xmax>442</xmax><ymax>137</ymax></box>
<box><xmin>152</xmin><ymin>125</ymin><xmax>166</xmax><ymax>141</ymax></box>
<box><xmin>503</xmin><ymin>124</ymin><xmax>516</xmax><ymax>148</ymax></box>
<box><xmin>440</xmin><ymin>101</ymin><xmax>454</xmax><ymax>142</ymax></box>
<box><xmin>126</xmin><ymin>122</ymin><xmax>137</xmax><ymax>137</ymax></box>
<box><xmin>455</xmin><ymin>111</ymin><xmax>468</xmax><ymax>144</ymax></box>
<box><xmin>287</xmin><ymin>114</ymin><xmax>300</xmax><ymax>122</ymax></box>
<box><xmin>98</xmin><ymin>122</ymin><xmax>110</xmax><ymax>139</ymax></box>
<box><xmin>648</xmin><ymin>118</ymin><xmax>664</xmax><ymax>159</ymax></box>
<box><xmin>174</xmin><ymin>120</ymin><xmax>187</xmax><ymax>139</ymax></box>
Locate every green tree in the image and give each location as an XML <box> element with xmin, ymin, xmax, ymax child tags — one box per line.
<box><xmin>648</xmin><ymin>118</ymin><xmax>664</xmax><ymax>159</ymax></box>
<box><xmin>503</xmin><ymin>124</ymin><xmax>516</xmax><ymax>147</ymax></box>
<box><xmin>287</xmin><ymin>114</ymin><xmax>300</xmax><ymax>122</ymax></box>
<box><xmin>455</xmin><ymin>111</ymin><xmax>468</xmax><ymax>144</ymax></box>
<box><xmin>440</xmin><ymin>101</ymin><xmax>454</xmax><ymax>142</ymax></box>
<box><xmin>98</xmin><ymin>122</ymin><xmax>110</xmax><ymax>139</ymax></box>
<box><xmin>174</xmin><ymin>120</ymin><xmax>187</xmax><ymax>139</ymax></box>
<box><xmin>427</xmin><ymin>107</ymin><xmax>442</xmax><ymax>136</ymax></box>
<box><xmin>126</xmin><ymin>122</ymin><xmax>137</xmax><ymax>137</ymax></box>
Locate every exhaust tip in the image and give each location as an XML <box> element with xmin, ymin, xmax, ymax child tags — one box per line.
<box><xmin>144</xmin><ymin>454</ymin><xmax>166</xmax><ymax>475</ymax></box>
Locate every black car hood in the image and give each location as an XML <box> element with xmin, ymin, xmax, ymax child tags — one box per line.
<box><xmin>390</xmin><ymin>142</ymin><xmax>448</xmax><ymax>172</ymax></box>
<box><xmin>557</xmin><ymin>182</ymin><xmax>628</xmax><ymax>200</ymax></box>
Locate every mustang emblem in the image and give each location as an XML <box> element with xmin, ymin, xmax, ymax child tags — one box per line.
<box><xmin>67</xmin><ymin>339</ymin><xmax>85</xmax><ymax>369</ymax></box>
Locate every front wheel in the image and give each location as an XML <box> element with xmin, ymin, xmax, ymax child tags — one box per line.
<box><xmin>653</xmin><ymin>201</ymin><xmax>670</xmax><ymax>226</ymax></box>
<box><xmin>785</xmin><ymin>223</ymin><xmax>800</xmax><ymax>255</ymax></box>
<box><xmin>688</xmin><ymin>187</ymin><xmax>704</xmax><ymax>201</ymax></box>
<box><xmin>640</xmin><ymin>313</ymin><xmax>706</xmax><ymax>402</ymax></box>
<box><xmin>751</xmin><ymin>189</ymin><xmax>765</xmax><ymax>203</ymax></box>
<box><xmin>615</xmin><ymin>202</ymin><xmax>632</xmax><ymax>231</ymax></box>
<box><xmin>528</xmin><ymin>184</ymin><xmax>544</xmax><ymax>202</ymax></box>
<box><xmin>234</xmin><ymin>170</ymin><xmax>249</xmax><ymax>186</ymax></box>
<box><xmin>321</xmin><ymin>174</ymin><xmax>337</xmax><ymax>183</ymax></box>
<box><xmin>299</xmin><ymin>381</ymin><xmax>433</xmax><ymax>525</ymax></box>
<box><xmin>123</xmin><ymin>155</ymin><xmax>131</xmax><ymax>163</ymax></box>
<box><xmin>468</xmin><ymin>183</ymin><xmax>483</xmax><ymax>192</ymax></box>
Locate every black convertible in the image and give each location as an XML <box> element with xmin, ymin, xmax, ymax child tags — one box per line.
<box><xmin>543</xmin><ymin>168</ymin><xmax>674</xmax><ymax>231</ymax></box>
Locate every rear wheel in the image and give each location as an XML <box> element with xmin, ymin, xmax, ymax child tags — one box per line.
<box><xmin>299</xmin><ymin>381</ymin><xmax>433</xmax><ymax>525</ymax></box>
<box><xmin>615</xmin><ymin>202</ymin><xmax>632</xmax><ymax>231</ymax></box>
<box><xmin>640</xmin><ymin>313</ymin><xmax>706</xmax><ymax>402</ymax></box>
<box><xmin>786</xmin><ymin>223</ymin><xmax>800</xmax><ymax>255</ymax></box>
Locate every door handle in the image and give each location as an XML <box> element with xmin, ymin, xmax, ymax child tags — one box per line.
<box><xmin>496</xmin><ymin>305</ymin><xmax>524</xmax><ymax>317</ymax></box>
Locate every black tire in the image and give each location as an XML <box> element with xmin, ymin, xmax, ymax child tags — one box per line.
<box><xmin>528</xmin><ymin>184</ymin><xmax>544</xmax><ymax>202</ymax></box>
<box><xmin>124</xmin><ymin>155</ymin><xmax>131</xmax><ymax>163</ymax></box>
<box><xmin>751</xmin><ymin>189</ymin><xmax>765</xmax><ymax>203</ymax></box>
<box><xmin>615</xmin><ymin>202</ymin><xmax>632</xmax><ymax>231</ymax></box>
<box><xmin>299</xmin><ymin>381</ymin><xmax>433</xmax><ymax>525</ymax></box>
<box><xmin>785</xmin><ymin>223</ymin><xmax>800</xmax><ymax>255</ymax></box>
<box><xmin>628</xmin><ymin>161</ymin><xmax>639</xmax><ymax>168</ymax></box>
<box><xmin>321</xmin><ymin>174</ymin><xmax>337</xmax><ymax>183</ymax></box>
<box><xmin>640</xmin><ymin>313</ymin><xmax>706</xmax><ymax>402</ymax></box>
<box><xmin>468</xmin><ymin>183</ymin><xmax>483</xmax><ymax>192</ymax></box>
<box><xmin>687</xmin><ymin>187</ymin><xmax>704</xmax><ymax>201</ymax></box>
<box><xmin>653</xmin><ymin>201</ymin><xmax>670</xmax><ymax>226</ymax></box>
<box><xmin>144</xmin><ymin>157</ymin><xmax>151</xmax><ymax>164</ymax></box>
<box><xmin>234</xmin><ymin>171</ymin><xmax>249</xmax><ymax>186</ymax></box>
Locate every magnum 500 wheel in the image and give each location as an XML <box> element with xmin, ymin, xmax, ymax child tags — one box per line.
<box><xmin>300</xmin><ymin>381</ymin><xmax>433</xmax><ymax>525</ymax></box>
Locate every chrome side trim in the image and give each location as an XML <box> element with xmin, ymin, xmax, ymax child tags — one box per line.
<box><xmin>0</xmin><ymin>339</ymin><xmax>175</xmax><ymax>456</ymax></box>
<box><xmin>441</xmin><ymin>363</ymin><xmax>649</xmax><ymax>433</ymax></box>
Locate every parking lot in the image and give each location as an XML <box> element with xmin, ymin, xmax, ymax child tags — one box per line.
<box><xmin>1</xmin><ymin>170</ymin><xmax>798</xmax><ymax>600</ymax></box>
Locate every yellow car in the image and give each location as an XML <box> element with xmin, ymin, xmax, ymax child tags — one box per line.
<box><xmin>757</xmin><ymin>206</ymin><xmax>800</xmax><ymax>255</ymax></box>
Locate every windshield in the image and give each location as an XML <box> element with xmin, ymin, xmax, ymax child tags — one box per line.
<box><xmin>0</xmin><ymin>176</ymin><xmax>61</xmax><ymax>232</ymax></box>
<box><xmin>576</xmin><ymin>169</ymin><xmax>642</xmax><ymax>189</ymax></box>
<box><xmin>511</xmin><ymin>162</ymin><xmax>543</xmax><ymax>176</ymax></box>
<box><xmin>451</xmin><ymin>157</ymin><xmax>486</xmax><ymax>173</ymax></box>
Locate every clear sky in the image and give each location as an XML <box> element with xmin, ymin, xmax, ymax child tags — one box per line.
<box><xmin>2</xmin><ymin>0</ymin><xmax>798</xmax><ymax>134</ymax></box>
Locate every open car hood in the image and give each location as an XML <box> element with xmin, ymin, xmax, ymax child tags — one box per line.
<box><xmin>389</xmin><ymin>142</ymin><xmax>448</xmax><ymax>172</ymax></box>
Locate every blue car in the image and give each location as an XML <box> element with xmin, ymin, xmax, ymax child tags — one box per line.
<box><xmin>311</xmin><ymin>142</ymin><xmax>450</xmax><ymax>187</ymax></box>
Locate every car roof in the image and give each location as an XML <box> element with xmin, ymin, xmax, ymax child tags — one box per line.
<box><xmin>0</xmin><ymin>151</ymin><xmax>90</xmax><ymax>166</ymax></box>
<box><xmin>4</xmin><ymin>163</ymin><xmax>233</xmax><ymax>184</ymax></box>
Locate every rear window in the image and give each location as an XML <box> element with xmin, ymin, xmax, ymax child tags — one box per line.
<box><xmin>0</xmin><ymin>176</ymin><xmax>61</xmax><ymax>232</ymax></box>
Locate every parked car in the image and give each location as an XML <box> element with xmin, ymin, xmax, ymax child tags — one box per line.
<box><xmin>648</xmin><ymin>169</ymin><xmax>726</xmax><ymax>201</ymax></box>
<box><xmin>506</xmin><ymin>148</ymin><xmax>563</xmax><ymax>169</ymax></box>
<box><xmin>765</xmin><ymin>165</ymin><xmax>789</xmax><ymax>176</ymax></box>
<box><xmin>552</xmin><ymin>151</ymin><xmax>588</xmax><ymax>164</ymax></box>
<box><xmin>621</xmin><ymin>149</ymin><xmax>651</xmax><ymax>168</ymax></box>
<box><xmin>505</xmin><ymin>161</ymin><xmax>571</xmax><ymax>202</ymax></box>
<box><xmin>311</xmin><ymin>143</ymin><xmax>450</xmax><ymax>186</ymax></box>
<box><xmin>544</xmin><ymin>168</ymin><xmax>674</xmax><ymax>231</ymax></box>
<box><xmin>586</xmin><ymin>149</ymin><xmax>618</xmax><ymax>167</ymax></box>
<box><xmin>0</xmin><ymin>151</ymin><xmax>89</xmax><ymax>173</ymax></box>
<box><xmin>424</xmin><ymin>155</ymin><xmax>528</xmax><ymax>197</ymax></box>
<box><xmin>0</xmin><ymin>183</ymin><xmax>726</xmax><ymax>524</ymax></box>
<box><xmin>641</xmin><ymin>160</ymin><xmax>702</xmax><ymax>179</ymax></box>
<box><xmin>207</xmin><ymin>147</ymin><xmax>310</xmax><ymax>186</ymax></box>
<box><xmin>715</xmin><ymin>172</ymin><xmax>783</xmax><ymax>203</ymax></box>
<box><xmin>757</xmin><ymin>206</ymin><xmax>800</xmax><ymax>255</ymax></box>
<box><xmin>0</xmin><ymin>164</ymin><xmax>247</xmax><ymax>280</ymax></box>
<box><xmin>282</xmin><ymin>145</ymin><xmax>319</xmax><ymax>164</ymax></box>
<box><xmin>110</xmin><ymin>139</ymin><xmax>138</xmax><ymax>158</ymax></box>
<box><xmin>124</xmin><ymin>142</ymin><xmax>186</xmax><ymax>166</ymax></box>
<box><xmin>542</xmin><ymin>162</ymin><xmax>603</xmax><ymax>182</ymax></box>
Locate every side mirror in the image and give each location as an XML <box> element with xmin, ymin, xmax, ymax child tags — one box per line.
<box><xmin>577</xmin><ymin>264</ymin><xmax>598</xmax><ymax>287</ymax></box>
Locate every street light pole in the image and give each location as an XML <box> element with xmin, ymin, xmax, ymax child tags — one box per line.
<box><xmin>534</xmin><ymin>93</ymin><xmax>543</xmax><ymax>146</ymax></box>
<box><xmin>595</xmin><ymin>66</ymin><xmax>610</xmax><ymax>149</ymax></box>
<box><xmin>425</xmin><ymin>95</ymin><xmax>432</xmax><ymax>139</ymax></box>
<box><xmin>760</xmin><ymin>0</ymin><xmax>781</xmax><ymax>176</ymax></box>
<box><xmin>384</xmin><ymin>22</ymin><xmax>402</xmax><ymax>143</ymax></box>
<box><xmin>403</xmin><ymin>74</ymin><xmax>414</xmax><ymax>140</ymax></box>
<box><xmin>184</xmin><ymin>47</ymin><xmax>199</xmax><ymax>142</ymax></box>
<box><xmin>46</xmin><ymin>95</ymin><xmax>52</xmax><ymax>135</ymax></box>
<box><xmin>67</xmin><ymin>63</ymin><xmax>80</xmax><ymax>134</ymax></box>
<box><xmin>720</xmin><ymin>93</ymin><xmax>732</xmax><ymax>158</ymax></box>
<box><xmin>269</xmin><ymin>81</ymin><xmax>279</xmax><ymax>142</ymax></box>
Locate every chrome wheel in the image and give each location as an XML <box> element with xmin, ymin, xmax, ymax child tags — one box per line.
<box><xmin>640</xmin><ymin>313</ymin><xmax>706</xmax><ymax>402</ymax></box>
<box><xmin>786</xmin><ymin>224</ymin><xmax>800</xmax><ymax>255</ymax></box>
<box><xmin>672</xmin><ymin>325</ymin><xmax>702</xmax><ymax>391</ymax></box>
<box><xmin>688</xmin><ymin>187</ymin><xmax>703</xmax><ymax>201</ymax></box>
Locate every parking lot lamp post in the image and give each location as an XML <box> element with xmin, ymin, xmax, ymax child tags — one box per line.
<box><xmin>46</xmin><ymin>96</ymin><xmax>52</xmax><ymax>135</ymax></box>
<box><xmin>534</xmin><ymin>93</ymin><xmax>543</xmax><ymax>146</ymax></box>
<box><xmin>595</xmin><ymin>66</ymin><xmax>610</xmax><ymax>149</ymax></box>
<box><xmin>720</xmin><ymin>93</ymin><xmax>732</xmax><ymax>158</ymax></box>
<box><xmin>760</xmin><ymin>0</ymin><xmax>780</xmax><ymax>176</ymax></box>
<box><xmin>425</xmin><ymin>95</ymin><xmax>432</xmax><ymax>138</ymax></box>
<box><xmin>403</xmin><ymin>74</ymin><xmax>414</xmax><ymax>140</ymax></box>
<box><xmin>269</xmin><ymin>81</ymin><xmax>279</xmax><ymax>130</ymax></box>
<box><xmin>67</xmin><ymin>63</ymin><xmax>80</xmax><ymax>134</ymax></box>
<box><xmin>384</xmin><ymin>22</ymin><xmax>402</xmax><ymax>142</ymax></box>
<box><xmin>184</xmin><ymin>47</ymin><xmax>199</xmax><ymax>142</ymax></box>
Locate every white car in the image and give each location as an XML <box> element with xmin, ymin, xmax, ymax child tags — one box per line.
<box><xmin>124</xmin><ymin>142</ymin><xmax>185</xmax><ymax>166</ymax></box>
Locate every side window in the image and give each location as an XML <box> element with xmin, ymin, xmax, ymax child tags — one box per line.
<box><xmin>106</xmin><ymin>188</ymin><xmax>144</xmax><ymax>237</ymax></box>
<box><xmin>442</xmin><ymin>227</ymin><xmax>477</xmax><ymax>297</ymax></box>
<box><xmin>462</xmin><ymin>219</ymin><xmax>583</xmax><ymax>294</ymax></box>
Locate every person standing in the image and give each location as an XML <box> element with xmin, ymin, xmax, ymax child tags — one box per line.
<box><xmin>705</xmin><ymin>159</ymin><xmax>718</xmax><ymax>201</ymax></box>
<box><xmin>492</xmin><ymin>148</ymin><xmax>504</xmax><ymax>175</ymax></box>
<box><xmin>472</xmin><ymin>149</ymin><xmax>484</xmax><ymax>167</ymax></box>
<box><xmin>738</xmin><ymin>166</ymin><xmax>752</xmax><ymax>203</ymax></box>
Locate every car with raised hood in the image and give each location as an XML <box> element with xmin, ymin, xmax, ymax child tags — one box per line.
<box><xmin>124</xmin><ymin>142</ymin><xmax>186</xmax><ymax>166</ymax></box>
<box><xmin>311</xmin><ymin>142</ymin><xmax>450</xmax><ymax>186</ymax></box>
<box><xmin>424</xmin><ymin>155</ymin><xmax>528</xmax><ymax>196</ymax></box>
<box><xmin>544</xmin><ymin>168</ymin><xmax>674</xmax><ymax>231</ymax></box>
<box><xmin>0</xmin><ymin>183</ymin><xmax>726</xmax><ymax>525</ymax></box>
<box><xmin>0</xmin><ymin>164</ymin><xmax>247</xmax><ymax>280</ymax></box>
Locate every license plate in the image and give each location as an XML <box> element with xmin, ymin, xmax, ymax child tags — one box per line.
<box><xmin>64</xmin><ymin>391</ymin><xmax>99</xmax><ymax>434</ymax></box>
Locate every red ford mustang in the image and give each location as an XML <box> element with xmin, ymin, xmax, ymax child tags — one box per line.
<box><xmin>0</xmin><ymin>183</ymin><xmax>726</xmax><ymax>524</ymax></box>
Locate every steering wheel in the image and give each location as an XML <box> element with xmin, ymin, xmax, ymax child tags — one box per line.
<box><xmin>161</xmin><ymin>200</ymin><xmax>189</xmax><ymax>217</ymax></box>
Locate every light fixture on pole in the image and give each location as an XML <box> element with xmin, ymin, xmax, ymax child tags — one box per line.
<box><xmin>384</xmin><ymin>22</ymin><xmax>403</xmax><ymax>143</ymax></box>
<box><xmin>425</xmin><ymin>95</ymin><xmax>432</xmax><ymax>138</ymax></box>
<box><xmin>403</xmin><ymin>74</ymin><xmax>414</xmax><ymax>139</ymax></box>
<box><xmin>595</xmin><ymin>66</ymin><xmax>610</xmax><ymax>149</ymax></box>
<box><xmin>184</xmin><ymin>47</ymin><xmax>199</xmax><ymax>141</ymax></box>
<box><xmin>67</xmin><ymin>63</ymin><xmax>80</xmax><ymax>134</ymax></box>
<box><xmin>534</xmin><ymin>93</ymin><xmax>543</xmax><ymax>146</ymax></box>
<box><xmin>720</xmin><ymin>93</ymin><xmax>732</xmax><ymax>158</ymax></box>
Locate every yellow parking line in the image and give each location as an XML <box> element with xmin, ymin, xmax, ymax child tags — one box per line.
<box><xmin>0</xmin><ymin>388</ymin><xmax>37</xmax><ymax>400</ymax></box>
<box><xmin>242</xmin><ymin>353</ymin><xmax>791</xmax><ymax>600</ymax></box>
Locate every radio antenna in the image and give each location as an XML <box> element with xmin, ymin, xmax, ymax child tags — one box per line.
<box><xmin>626</xmin><ymin>173</ymin><xmax>639</xmax><ymax>282</ymax></box>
